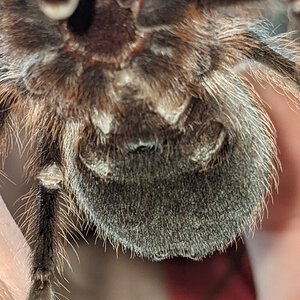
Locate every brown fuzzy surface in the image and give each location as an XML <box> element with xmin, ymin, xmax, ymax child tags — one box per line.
<box><xmin>65</xmin><ymin>0</ymin><xmax>136</xmax><ymax>56</ymax></box>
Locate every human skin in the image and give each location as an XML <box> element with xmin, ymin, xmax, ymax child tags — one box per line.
<box><xmin>0</xmin><ymin>81</ymin><xmax>300</xmax><ymax>299</ymax></box>
<box><xmin>0</xmin><ymin>196</ymin><xmax>30</xmax><ymax>300</ymax></box>
<box><xmin>245</xmin><ymin>78</ymin><xmax>300</xmax><ymax>300</ymax></box>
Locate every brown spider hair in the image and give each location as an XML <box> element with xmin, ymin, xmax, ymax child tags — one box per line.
<box><xmin>0</xmin><ymin>0</ymin><xmax>300</xmax><ymax>299</ymax></box>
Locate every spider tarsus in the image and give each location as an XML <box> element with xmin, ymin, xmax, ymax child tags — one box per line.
<box><xmin>27</xmin><ymin>277</ymin><xmax>55</xmax><ymax>300</ymax></box>
<box><xmin>28</xmin><ymin>266</ymin><xmax>56</xmax><ymax>299</ymax></box>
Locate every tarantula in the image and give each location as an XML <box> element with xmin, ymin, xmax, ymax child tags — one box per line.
<box><xmin>0</xmin><ymin>0</ymin><xmax>300</xmax><ymax>299</ymax></box>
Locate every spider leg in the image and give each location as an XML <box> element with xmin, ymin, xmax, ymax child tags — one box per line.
<box><xmin>28</xmin><ymin>185</ymin><xmax>61</xmax><ymax>300</ymax></box>
<box><xmin>0</xmin><ymin>100</ymin><xmax>9</xmax><ymax>129</ymax></box>
<box><xmin>0</xmin><ymin>93</ymin><xmax>18</xmax><ymax>162</ymax></box>
<box><xmin>217</xmin><ymin>21</ymin><xmax>300</xmax><ymax>93</ymax></box>
<box><xmin>26</xmin><ymin>133</ymin><xmax>67</xmax><ymax>300</ymax></box>
<box><xmin>0</xmin><ymin>59</ymin><xmax>20</xmax><ymax>159</ymax></box>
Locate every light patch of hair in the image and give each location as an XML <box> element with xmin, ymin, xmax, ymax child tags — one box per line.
<box><xmin>38</xmin><ymin>0</ymin><xmax>80</xmax><ymax>21</ymax></box>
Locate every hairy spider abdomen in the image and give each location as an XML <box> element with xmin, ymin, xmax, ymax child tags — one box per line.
<box><xmin>64</xmin><ymin>76</ymin><xmax>274</xmax><ymax>260</ymax></box>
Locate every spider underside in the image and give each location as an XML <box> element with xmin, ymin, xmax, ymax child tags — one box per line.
<box><xmin>1</xmin><ymin>0</ymin><xmax>300</xmax><ymax>299</ymax></box>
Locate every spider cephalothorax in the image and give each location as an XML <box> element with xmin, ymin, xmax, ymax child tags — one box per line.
<box><xmin>0</xmin><ymin>0</ymin><xmax>300</xmax><ymax>299</ymax></box>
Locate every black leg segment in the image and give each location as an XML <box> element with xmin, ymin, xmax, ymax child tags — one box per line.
<box><xmin>28</xmin><ymin>185</ymin><xmax>61</xmax><ymax>300</ymax></box>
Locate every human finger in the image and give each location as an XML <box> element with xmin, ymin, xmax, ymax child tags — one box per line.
<box><xmin>0</xmin><ymin>195</ymin><xmax>30</xmax><ymax>300</ymax></box>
